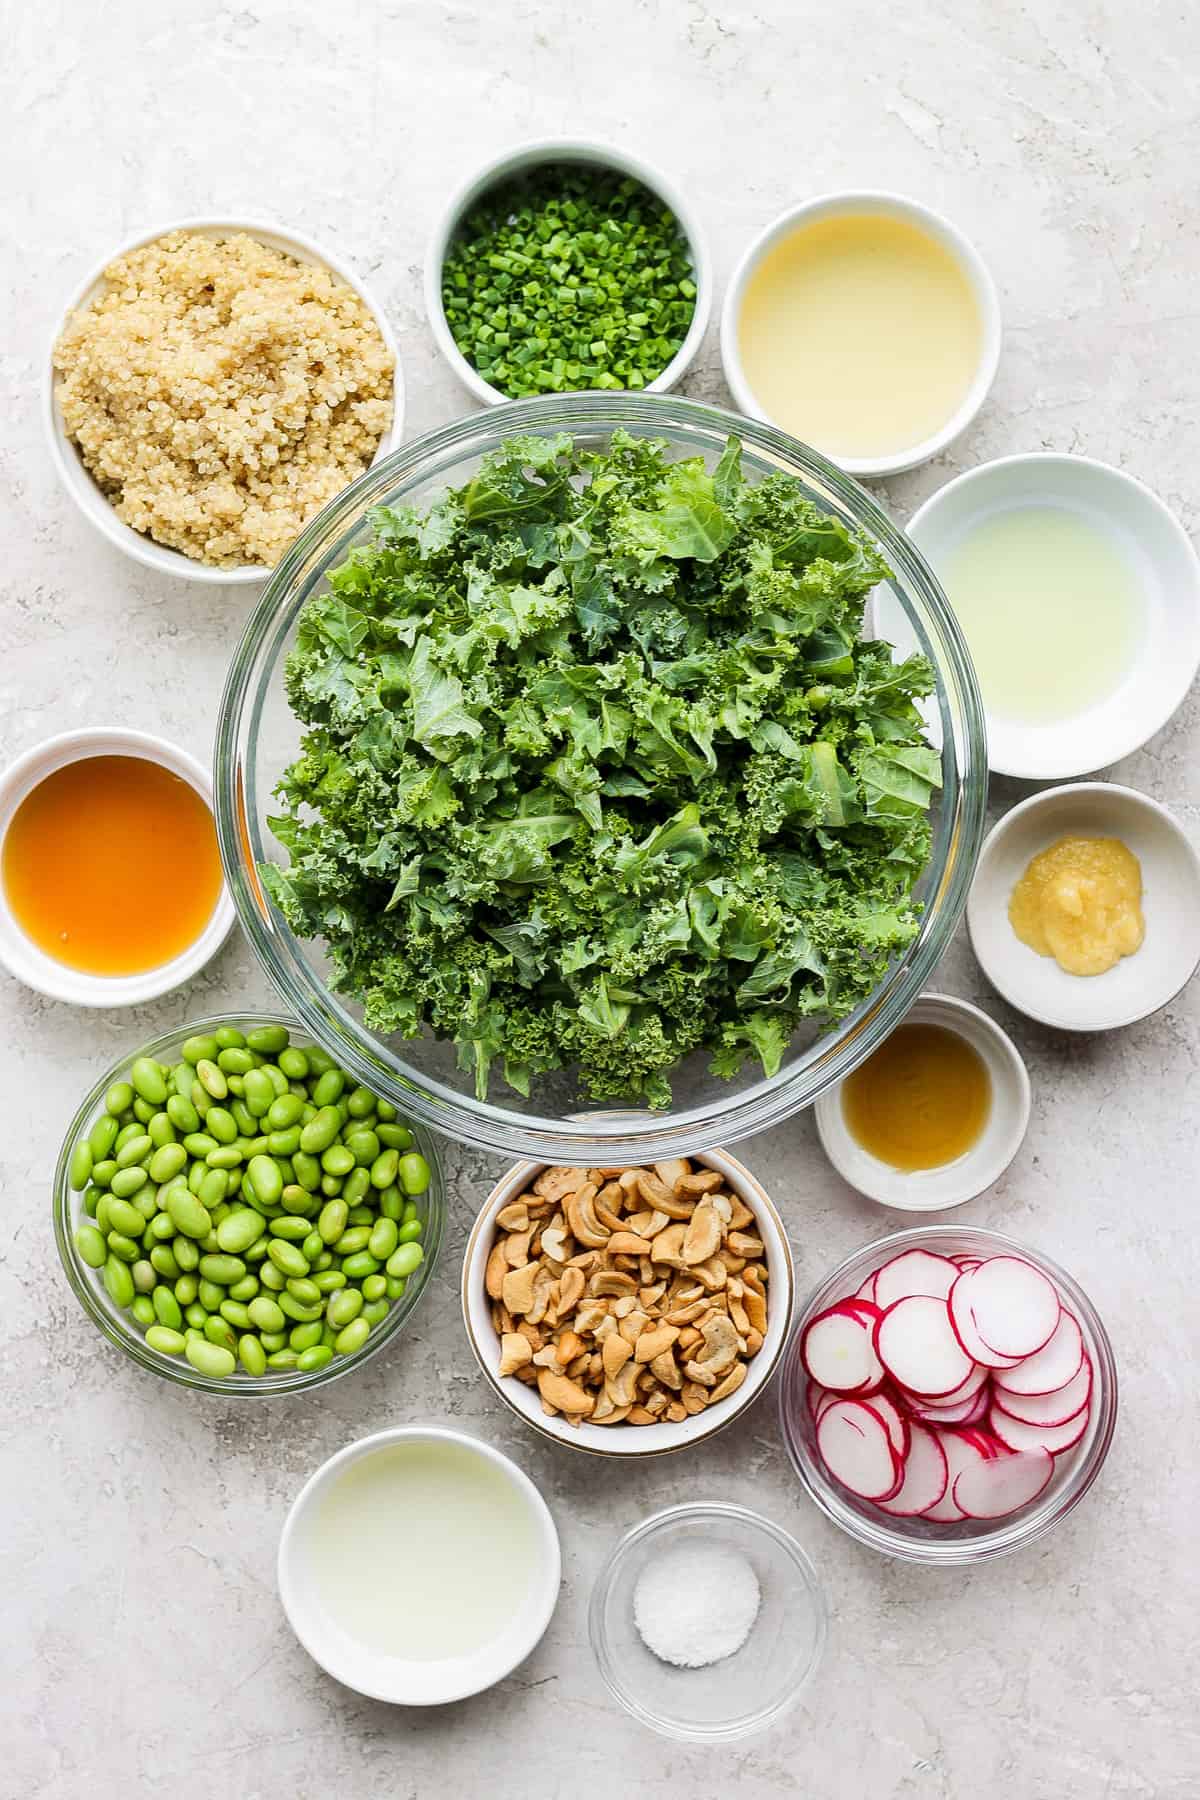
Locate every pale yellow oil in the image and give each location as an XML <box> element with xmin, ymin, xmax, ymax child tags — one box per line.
<box><xmin>939</xmin><ymin>505</ymin><xmax>1141</xmax><ymax>724</ymax></box>
<box><xmin>304</xmin><ymin>1440</ymin><xmax>541</xmax><ymax>1661</ymax></box>
<box><xmin>736</xmin><ymin>211</ymin><xmax>983</xmax><ymax>460</ymax></box>
<box><xmin>1009</xmin><ymin>835</ymin><xmax>1144</xmax><ymax>976</ymax></box>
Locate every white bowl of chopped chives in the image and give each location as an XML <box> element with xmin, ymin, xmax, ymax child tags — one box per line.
<box><xmin>44</xmin><ymin>216</ymin><xmax>404</xmax><ymax>585</ymax></box>
<box><xmin>424</xmin><ymin>138</ymin><xmax>713</xmax><ymax>406</ymax></box>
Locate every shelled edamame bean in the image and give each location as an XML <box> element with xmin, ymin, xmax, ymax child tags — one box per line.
<box><xmin>69</xmin><ymin>1024</ymin><xmax>431</xmax><ymax>1381</ymax></box>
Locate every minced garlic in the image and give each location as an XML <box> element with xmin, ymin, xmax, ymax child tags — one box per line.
<box><xmin>53</xmin><ymin>230</ymin><xmax>394</xmax><ymax>568</ymax></box>
<box><xmin>1009</xmin><ymin>835</ymin><xmax>1144</xmax><ymax>976</ymax></box>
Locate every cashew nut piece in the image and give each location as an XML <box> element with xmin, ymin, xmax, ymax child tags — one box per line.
<box><xmin>537</xmin><ymin>1369</ymin><xmax>595</xmax><ymax>1414</ymax></box>
<box><xmin>498</xmin><ymin>1332</ymin><xmax>532</xmax><ymax>1376</ymax></box>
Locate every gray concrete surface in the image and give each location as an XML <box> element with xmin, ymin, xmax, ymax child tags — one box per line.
<box><xmin>3</xmin><ymin>3</ymin><xmax>1197</xmax><ymax>1794</ymax></box>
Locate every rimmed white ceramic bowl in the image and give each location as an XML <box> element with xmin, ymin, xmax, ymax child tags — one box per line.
<box><xmin>813</xmin><ymin>992</ymin><xmax>1031</xmax><ymax>1210</ymax></box>
<box><xmin>45</xmin><ymin>216</ymin><xmax>404</xmax><ymax>585</ymax></box>
<box><xmin>0</xmin><ymin>727</ymin><xmax>234</xmax><ymax>1004</ymax></box>
<box><xmin>424</xmin><ymin>138</ymin><xmax>713</xmax><ymax>406</ymax></box>
<box><xmin>720</xmin><ymin>190</ymin><xmax>1001</xmax><ymax>477</ymax></box>
<box><xmin>967</xmin><ymin>782</ymin><xmax>1200</xmax><ymax>1031</ymax></box>
<box><xmin>277</xmin><ymin>1426</ymin><xmax>561</xmax><ymax>1705</ymax></box>
<box><xmin>461</xmin><ymin>1148</ymin><xmax>794</xmax><ymax>1457</ymax></box>
<box><xmin>894</xmin><ymin>453</ymin><xmax>1200</xmax><ymax>778</ymax></box>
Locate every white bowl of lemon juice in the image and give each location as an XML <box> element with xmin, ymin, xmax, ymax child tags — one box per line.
<box><xmin>882</xmin><ymin>453</ymin><xmax>1200</xmax><ymax>779</ymax></box>
<box><xmin>721</xmin><ymin>191</ymin><xmax>1000</xmax><ymax>477</ymax></box>
<box><xmin>278</xmin><ymin>1427</ymin><xmax>561</xmax><ymax>1704</ymax></box>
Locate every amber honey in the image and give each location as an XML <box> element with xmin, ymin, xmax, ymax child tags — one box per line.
<box><xmin>2</xmin><ymin>755</ymin><xmax>223</xmax><ymax>974</ymax></box>
<box><xmin>842</xmin><ymin>1022</ymin><xmax>992</xmax><ymax>1172</ymax></box>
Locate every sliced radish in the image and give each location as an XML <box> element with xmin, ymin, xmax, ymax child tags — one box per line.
<box><xmin>855</xmin><ymin>1272</ymin><xmax>880</xmax><ymax>1303</ymax></box>
<box><xmin>993</xmin><ymin>1309</ymin><xmax>1085</xmax><ymax>1397</ymax></box>
<box><xmin>948</xmin><ymin>1272</ymin><xmax>1023</xmax><ymax>1369</ymax></box>
<box><xmin>992</xmin><ymin>1355</ymin><xmax>1092</xmax><ymax>1427</ymax></box>
<box><xmin>835</xmin><ymin>1298</ymin><xmax>883</xmax><ymax>1326</ymax></box>
<box><xmin>816</xmin><ymin>1400</ymin><xmax>902</xmax><ymax>1500</ymax></box>
<box><xmin>806</xmin><ymin>1377</ymin><xmax>836</xmax><ymax>1420</ymax></box>
<box><xmin>987</xmin><ymin>1402</ymin><xmax>1090</xmax><ymax>1456</ymax></box>
<box><xmin>801</xmin><ymin>1305</ymin><xmax>884</xmax><ymax>1394</ymax></box>
<box><xmin>875</xmin><ymin>1295</ymin><xmax>976</xmax><ymax>1397</ymax></box>
<box><xmin>965</xmin><ymin>1257</ymin><xmax>1061</xmax><ymax>1360</ymax></box>
<box><xmin>873</xmin><ymin>1248</ymin><xmax>959</xmax><ymax>1308</ymax></box>
<box><xmin>899</xmin><ymin>1360</ymin><xmax>988</xmax><ymax>1410</ymax></box>
<box><xmin>864</xmin><ymin>1390</ymin><xmax>910</xmax><ymax>1461</ymax></box>
<box><xmin>908</xmin><ymin>1382</ymin><xmax>990</xmax><ymax>1425</ymax></box>
<box><xmin>950</xmin><ymin>1254</ymin><xmax>982</xmax><ymax>1269</ymax></box>
<box><xmin>957</xmin><ymin>1426</ymin><xmax>1007</xmax><ymax>1460</ymax></box>
<box><xmin>876</xmin><ymin>1424</ymin><xmax>948</xmax><ymax>1517</ymax></box>
<box><xmin>953</xmin><ymin>1447</ymin><xmax>1055</xmax><ymax>1518</ymax></box>
<box><xmin>921</xmin><ymin>1430</ymin><xmax>990</xmax><ymax>1521</ymax></box>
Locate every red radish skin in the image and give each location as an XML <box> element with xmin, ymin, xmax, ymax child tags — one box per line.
<box><xmin>801</xmin><ymin>1305</ymin><xmax>885</xmax><ymax>1394</ymax></box>
<box><xmin>907</xmin><ymin>1384</ymin><xmax>991</xmax><ymax>1426</ymax></box>
<box><xmin>833</xmin><ymin>1298</ymin><xmax>883</xmax><ymax>1325</ymax></box>
<box><xmin>953</xmin><ymin>1447</ymin><xmax>1055</xmax><ymax>1519</ymax></box>
<box><xmin>993</xmin><ymin>1355</ymin><xmax>1093</xmax><ymax>1427</ymax></box>
<box><xmin>920</xmin><ymin>1431</ymin><xmax>992</xmax><ymax>1521</ymax></box>
<box><xmin>873</xmin><ymin>1248</ymin><xmax>960</xmax><ymax>1309</ymax></box>
<box><xmin>875</xmin><ymin>1295</ymin><xmax>976</xmax><ymax>1397</ymax></box>
<box><xmin>966</xmin><ymin>1257</ymin><xmax>1061</xmax><ymax>1360</ymax></box>
<box><xmin>988</xmin><ymin>1401</ymin><xmax>1090</xmax><ymax>1456</ymax></box>
<box><xmin>864</xmin><ymin>1390</ymin><xmax>911</xmax><ymax>1461</ymax></box>
<box><xmin>806</xmin><ymin>1377</ymin><xmax>836</xmax><ymax>1419</ymax></box>
<box><xmin>900</xmin><ymin>1360</ymin><xmax>988</xmax><ymax>1410</ymax></box>
<box><xmin>957</xmin><ymin>1427</ymin><xmax>1007</xmax><ymax>1460</ymax></box>
<box><xmin>816</xmin><ymin>1399</ymin><xmax>903</xmax><ymax>1500</ymax></box>
<box><xmin>876</xmin><ymin>1424</ymin><xmax>949</xmax><ymax>1518</ymax></box>
<box><xmin>856</xmin><ymin>1272</ymin><xmax>880</xmax><ymax>1304</ymax></box>
<box><xmin>993</xmin><ymin>1310</ymin><xmax>1085</xmax><ymax>1397</ymax></box>
<box><xmin>948</xmin><ymin>1272</ymin><xmax>1024</xmax><ymax>1369</ymax></box>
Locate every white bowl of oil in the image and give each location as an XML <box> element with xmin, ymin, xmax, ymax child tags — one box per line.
<box><xmin>813</xmin><ymin>992</ymin><xmax>1031</xmax><ymax>1210</ymax></box>
<box><xmin>879</xmin><ymin>453</ymin><xmax>1200</xmax><ymax>779</ymax></box>
<box><xmin>278</xmin><ymin>1426</ymin><xmax>561</xmax><ymax>1705</ymax></box>
<box><xmin>720</xmin><ymin>191</ymin><xmax>1000</xmax><ymax>478</ymax></box>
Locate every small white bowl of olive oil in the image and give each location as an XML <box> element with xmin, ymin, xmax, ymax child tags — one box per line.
<box><xmin>814</xmin><ymin>992</ymin><xmax>1031</xmax><ymax>1210</ymax></box>
<box><xmin>720</xmin><ymin>191</ymin><xmax>1001</xmax><ymax>477</ymax></box>
<box><xmin>278</xmin><ymin>1426</ymin><xmax>561</xmax><ymax>1705</ymax></box>
<box><xmin>885</xmin><ymin>453</ymin><xmax>1200</xmax><ymax>779</ymax></box>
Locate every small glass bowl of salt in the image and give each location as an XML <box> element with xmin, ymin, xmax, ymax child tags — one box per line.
<box><xmin>588</xmin><ymin>1502</ymin><xmax>827</xmax><ymax>1742</ymax></box>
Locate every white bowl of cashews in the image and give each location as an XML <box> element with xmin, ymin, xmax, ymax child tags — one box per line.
<box><xmin>461</xmin><ymin>1149</ymin><xmax>795</xmax><ymax>1458</ymax></box>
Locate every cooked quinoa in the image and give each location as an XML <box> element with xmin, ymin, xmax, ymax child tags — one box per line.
<box><xmin>52</xmin><ymin>230</ymin><xmax>395</xmax><ymax>568</ymax></box>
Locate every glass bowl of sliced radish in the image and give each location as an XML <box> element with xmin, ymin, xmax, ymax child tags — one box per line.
<box><xmin>779</xmin><ymin>1227</ymin><xmax>1117</xmax><ymax>1563</ymax></box>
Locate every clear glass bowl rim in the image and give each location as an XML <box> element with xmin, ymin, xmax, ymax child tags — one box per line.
<box><xmin>587</xmin><ymin>1499</ymin><xmax>828</xmax><ymax>1743</ymax></box>
<box><xmin>779</xmin><ymin>1224</ymin><xmax>1119</xmax><ymax>1564</ymax></box>
<box><xmin>52</xmin><ymin>1011</ymin><xmax>445</xmax><ymax>1397</ymax></box>
<box><xmin>214</xmin><ymin>391</ymin><xmax>988</xmax><ymax>1163</ymax></box>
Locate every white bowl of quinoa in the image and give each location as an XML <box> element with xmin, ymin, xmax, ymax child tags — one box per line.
<box><xmin>44</xmin><ymin>218</ymin><xmax>404</xmax><ymax>584</ymax></box>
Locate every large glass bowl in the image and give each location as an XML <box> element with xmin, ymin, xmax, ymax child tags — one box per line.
<box><xmin>53</xmin><ymin>1013</ymin><xmax>443</xmax><ymax>1397</ymax></box>
<box><xmin>215</xmin><ymin>394</ymin><xmax>987</xmax><ymax>1163</ymax></box>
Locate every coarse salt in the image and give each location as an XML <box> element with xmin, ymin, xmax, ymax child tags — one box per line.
<box><xmin>633</xmin><ymin>1540</ymin><xmax>761</xmax><ymax>1669</ymax></box>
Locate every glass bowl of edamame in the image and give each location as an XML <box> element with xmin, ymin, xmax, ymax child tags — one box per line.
<box><xmin>53</xmin><ymin>1013</ymin><xmax>444</xmax><ymax>1395</ymax></box>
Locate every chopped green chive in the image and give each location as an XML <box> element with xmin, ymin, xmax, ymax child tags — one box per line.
<box><xmin>441</xmin><ymin>164</ymin><xmax>697</xmax><ymax>398</ymax></box>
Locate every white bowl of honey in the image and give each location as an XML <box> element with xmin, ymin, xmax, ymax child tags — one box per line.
<box><xmin>814</xmin><ymin>993</ymin><xmax>1031</xmax><ymax>1211</ymax></box>
<box><xmin>0</xmin><ymin>728</ymin><xmax>234</xmax><ymax>1005</ymax></box>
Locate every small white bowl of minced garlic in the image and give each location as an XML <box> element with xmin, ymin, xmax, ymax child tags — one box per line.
<box><xmin>967</xmin><ymin>783</ymin><xmax>1200</xmax><ymax>1032</ymax></box>
<box><xmin>45</xmin><ymin>218</ymin><xmax>403</xmax><ymax>583</ymax></box>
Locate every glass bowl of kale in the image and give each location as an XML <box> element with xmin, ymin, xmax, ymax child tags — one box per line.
<box><xmin>215</xmin><ymin>394</ymin><xmax>986</xmax><ymax>1163</ymax></box>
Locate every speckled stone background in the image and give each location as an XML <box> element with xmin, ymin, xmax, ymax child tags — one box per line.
<box><xmin>4</xmin><ymin>3</ymin><xmax>1198</xmax><ymax>1795</ymax></box>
